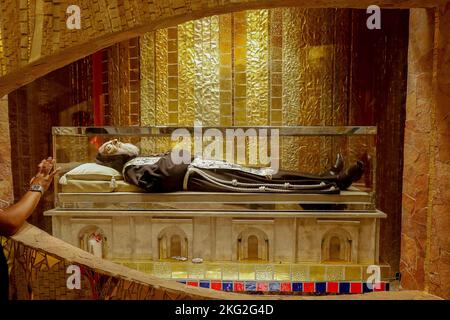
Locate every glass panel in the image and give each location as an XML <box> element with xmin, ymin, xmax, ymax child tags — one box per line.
<box><xmin>52</xmin><ymin>125</ymin><xmax>377</xmax><ymax>212</ymax></box>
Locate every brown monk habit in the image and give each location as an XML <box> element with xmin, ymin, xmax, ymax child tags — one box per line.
<box><xmin>96</xmin><ymin>148</ymin><xmax>364</xmax><ymax>194</ymax></box>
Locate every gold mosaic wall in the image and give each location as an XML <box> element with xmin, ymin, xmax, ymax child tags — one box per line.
<box><xmin>140</xmin><ymin>8</ymin><xmax>353</xmax><ymax>171</ymax></box>
<box><xmin>0</xmin><ymin>22</ymin><xmax>4</xmax><ymax>75</ymax></box>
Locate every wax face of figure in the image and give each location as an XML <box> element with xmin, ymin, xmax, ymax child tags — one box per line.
<box><xmin>98</xmin><ymin>139</ymin><xmax>139</xmax><ymax>157</ymax></box>
<box><xmin>95</xmin><ymin>139</ymin><xmax>140</xmax><ymax>172</ymax></box>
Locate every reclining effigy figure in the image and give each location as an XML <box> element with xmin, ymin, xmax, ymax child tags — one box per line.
<box><xmin>95</xmin><ymin>139</ymin><xmax>364</xmax><ymax>194</ymax></box>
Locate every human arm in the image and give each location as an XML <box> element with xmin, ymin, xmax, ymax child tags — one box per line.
<box><xmin>0</xmin><ymin>158</ymin><xmax>58</xmax><ymax>236</ymax></box>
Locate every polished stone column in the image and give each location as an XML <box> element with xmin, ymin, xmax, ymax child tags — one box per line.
<box><xmin>0</xmin><ymin>95</ymin><xmax>12</xmax><ymax>204</ymax></box>
<box><xmin>428</xmin><ymin>4</ymin><xmax>450</xmax><ymax>299</ymax></box>
<box><xmin>401</xmin><ymin>7</ymin><xmax>450</xmax><ymax>299</ymax></box>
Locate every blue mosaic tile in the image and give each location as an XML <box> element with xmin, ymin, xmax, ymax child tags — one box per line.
<box><xmin>269</xmin><ymin>282</ymin><xmax>280</xmax><ymax>292</ymax></box>
<box><xmin>245</xmin><ymin>281</ymin><xmax>256</xmax><ymax>291</ymax></box>
<box><xmin>199</xmin><ymin>280</ymin><xmax>210</xmax><ymax>289</ymax></box>
<box><xmin>315</xmin><ymin>282</ymin><xmax>326</xmax><ymax>293</ymax></box>
<box><xmin>222</xmin><ymin>282</ymin><xmax>233</xmax><ymax>291</ymax></box>
<box><xmin>292</xmin><ymin>282</ymin><xmax>303</xmax><ymax>292</ymax></box>
<box><xmin>339</xmin><ymin>282</ymin><xmax>350</xmax><ymax>294</ymax></box>
<box><xmin>363</xmin><ymin>282</ymin><xmax>373</xmax><ymax>293</ymax></box>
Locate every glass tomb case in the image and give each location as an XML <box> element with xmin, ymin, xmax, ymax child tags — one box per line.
<box><xmin>50</xmin><ymin>126</ymin><xmax>378</xmax><ymax>213</ymax></box>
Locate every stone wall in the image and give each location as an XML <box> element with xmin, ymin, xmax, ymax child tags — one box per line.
<box><xmin>0</xmin><ymin>95</ymin><xmax>12</xmax><ymax>204</ymax></box>
<box><xmin>401</xmin><ymin>7</ymin><xmax>450</xmax><ymax>299</ymax></box>
<box><xmin>0</xmin><ymin>0</ymin><xmax>440</xmax><ymax>97</ymax></box>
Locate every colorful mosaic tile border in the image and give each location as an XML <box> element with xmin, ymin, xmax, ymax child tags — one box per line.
<box><xmin>114</xmin><ymin>261</ymin><xmax>392</xmax><ymax>283</ymax></box>
<box><xmin>178</xmin><ymin>280</ymin><xmax>390</xmax><ymax>294</ymax></box>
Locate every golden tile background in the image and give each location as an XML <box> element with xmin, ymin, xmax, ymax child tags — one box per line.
<box><xmin>140</xmin><ymin>8</ymin><xmax>352</xmax><ymax>170</ymax></box>
<box><xmin>0</xmin><ymin>25</ymin><xmax>4</xmax><ymax>74</ymax></box>
<box><xmin>155</xmin><ymin>28</ymin><xmax>169</xmax><ymax>126</ymax></box>
<box><xmin>178</xmin><ymin>21</ymin><xmax>196</xmax><ymax>126</ymax></box>
<box><xmin>114</xmin><ymin>260</ymin><xmax>385</xmax><ymax>282</ymax></box>
<box><xmin>246</xmin><ymin>10</ymin><xmax>269</xmax><ymax>126</ymax></box>
<box><xmin>140</xmin><ymin>32</ymin><xmax>156</xmax><ymax>127</ymax></box>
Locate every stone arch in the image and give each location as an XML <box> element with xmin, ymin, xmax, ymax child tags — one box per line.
<box><xmin>78</xmin><ymin>225</ymin><xmax>107</xmax><ymax>258</ymax></box>
<box><xmin>237</xmin><ymin>227</ymin><xmax>269</xmax><ymax>261</ymax></box>
<box><xmin>0</xmin><ymin>0</ymin><xmax>416</xmax><ymax>96</ymax></box>
<box><xmin>321</xmin><ymin>228</ymin><xmax>353</xmax><ymax>263</ymax></box>
<box><xmin>157</xmin><ymin>226</ymin><xmax>188</xmax><ymax>259</ymax></box>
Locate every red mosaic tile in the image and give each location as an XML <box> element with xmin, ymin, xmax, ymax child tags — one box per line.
<box><xmin>303</xmin><ymin>282</ymin><xmax>314</xmax><ymax>293</ymax></box>
<box><xmin>280</xmin><ymin>282</ymin><xmax>292</xmax><ymax>292</ymax></box>
<box><xmin>327</xmin><ymin>282</ymin><xmax>339</xmax><ymax>293</ymax></box>
<box><xmin>256</xmin><ymin>282</ymin><xmax>268</xmax><ymax>292</ymax></box>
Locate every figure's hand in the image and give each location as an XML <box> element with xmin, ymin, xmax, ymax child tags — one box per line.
<box><xmin>29</xmin><ymin>157</ymin><xmax>60</xmax><ymax>192</ymax></box>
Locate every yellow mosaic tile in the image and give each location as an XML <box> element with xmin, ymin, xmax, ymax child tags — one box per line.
<box><xmin>168</xmin><ymin>112</ymin><xmax>178</xmax><ymax>125</ymax></box>
<box><xmin>239</xmin><ymin>264</ymin><xmax>255</xmax><ymax>280</ymax></box>
<box><xmin>274</xmin><ymin>265</ymin><xmax>291</xmax><ymax>281</ymax></box>
<box><xmin>205</xmin><ymin>264</ymin><xmax>222</xmax><ymax>280</ymax></box>
<box><xmin>168</xmin><ymin>100</ymin><xmax>178</xmax><ymax>112</ymax></box>
<box><xmin>235</xmin><ymin>85</ymin><xmax>246</xmax><ymax>97</ymax></box>
<box><xmin>168</xmin><ymin>77</ymin><xmax>178</xmax><ymax>89</ymax></box>
<box><xmin>155</xmin><ymin>28</ymin><xmax>169</xmax><ymax>125</ymax></box>
<box><xmin>271</xmin><ymin>110</ymin><xmax>282</xmax><ymax>122</ymax></box>
<box><xmin>222</xmin><ymin>264</ymin><xmax>239</xmax><ymax>280</ymax></box>
<box><xmin>326</xmin><ymin>266</ymin><xmax>345</xmax><ymax>281</ymax></box>
<box><xmin>168</xmin><ymin>51</ymin><xmax>177</xmax><ymax>64</ymax></box>
<box><xmin>220</xmin><ymin>54</ymin><xmax>231</xmax><ymax>65</ymax></box>
<box><xmin>138</xmin><ymin>263</ymin><xmax>153</xmax><ymax>274</ymax></box>
<box><xmin>188</xmin><ymin>264</ymin><xmax>205</xmax><ymax>279</ymax></box>
<box><xmin>255</xmin><ymin>264</ymin><xmax>274</xmax><ymax>280</ymax></box>
<box><xmin>168</xmin><ymin>88</ymin><xmax>178</xmax><ymax>100</ymax></box>
<box><xmin>291</xmin><ymin>265</ymin><xmax>308</xmax><ymax>281</ymax></box>
<box><xmin>271</xmin><ymin>85</ymin><xmax>282</xmax><ymax>97</ymax></box>
<box><xmin>271</xmin><ymin>97</ymin><xmax>282</xmax><ymax>110</ymax></box>
<box><xmin>122</xmin><ymin>262</ymin><xmax>138</xmax><ymax>270</ymax></box>
<box><xmin>309</xmin><ymin>265</ymin><xmax>326</xmax><ymax>281</ymax></box>
<box><xmin>171</xmin><ymin>263</ymin><xmax>188</xmax><ymax>279</ymax></box>
<box><xmin>152</xmin><ymin>262</ymin><xmax>172</xmax><ymax>278</ymax></box>
<box><xmin>345</xmin><ymin>266</ymin><xmax>363</xmax><ymax>281</ymax></box>
<box><xmin>220</xmin><ymin>80</ymin><xmax>231</xmax><ymax>91</ymax></box>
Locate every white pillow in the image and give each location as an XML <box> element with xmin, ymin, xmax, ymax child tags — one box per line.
<box><xmin>63</xmin><ymin>163</ymin><xmax>123</xmax><ymax>181</ymax></box>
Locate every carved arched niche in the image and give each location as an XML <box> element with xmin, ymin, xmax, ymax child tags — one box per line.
<box><xmin>158</xmin><ymin>226</ymin><xmax>189</xmax><ymax>260</ymax></box>
<box><xmin>237</xmin><ymin>228</ymin><xmax>269</xmax><ymax>261</ymax></box>
<box><xmin>78</xmin><ymin>225</ymin><xmax>107</xmax><ymax>259</ymax></box>
<box><xmin>321</xmin><ymin>228</ymin><xmax>353</xmax><ymax>263</ymax></box>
